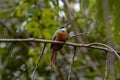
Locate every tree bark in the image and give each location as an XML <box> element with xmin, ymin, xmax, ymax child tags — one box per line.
<box><xmin>101</xmin><ymin>0</ymin><xmax>116</xmax><ymax>79</ymax></box>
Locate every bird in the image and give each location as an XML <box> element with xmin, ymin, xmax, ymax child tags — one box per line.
<box><xmin>50</xmin><ymin>21</ymin><xmax>71</xmax><ymax>67</ymax></box>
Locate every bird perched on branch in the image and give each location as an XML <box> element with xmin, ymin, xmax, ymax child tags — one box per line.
<box><xmin>50</xmin><ymin>21</ymin><xmax>71</xmax><ymax>67</ymax></box>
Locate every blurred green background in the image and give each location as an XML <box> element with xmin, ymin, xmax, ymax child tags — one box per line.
<box><xmin>0</xmin><ymin>0</ymin><xmax>120</xmax><ymax>80</ymax></box>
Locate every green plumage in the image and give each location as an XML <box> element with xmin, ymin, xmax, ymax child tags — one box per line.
<box><xmin>50</xmin><ymin>27</ymin><xmax>64</xmax><ymax>49</ymax></box>
<box><xmin>52</xmin><ymin>27</ymin><xmax>63</xmax><ymax>40</ymax></box>
<box><xmin>50</xmin><ymin>22</ymin><xmax>71</xmax><ymax>67</ymax></box>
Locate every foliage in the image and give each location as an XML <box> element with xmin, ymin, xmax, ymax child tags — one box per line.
<box><xmin>0</xmin><ymin>0</ymin><xmax>120</xmax><ymax>80</ymax></box>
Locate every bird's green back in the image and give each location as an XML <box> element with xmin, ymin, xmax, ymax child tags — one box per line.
<box><xmin>52</xmin><ymin>28</ymin><xmax>62</xmax><ymax>40</ymax></box>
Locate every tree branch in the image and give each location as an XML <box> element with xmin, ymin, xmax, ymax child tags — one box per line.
<box><xmin>104</xmin><ymin>51</ymin><xmax>108</xmax><ymax>80</ymax></box>
<box><xmin>0</xmin><ymin>21</ymin><xmax>29</xmax><ymax>49</ymax></box>
<box><xmin>69</xmin><ymin>32</ymin><xmax>89</xmax><ymax>39</ymax></box>
<box><xmin>67</xmin><ymin>46</ymin><xmax>76</xmax><ymax>80</ymax></box>
<box><xmin>32</xmin><ymin>43</ymin><xmax>46</xmax><ymax>80</ymax></box>
<box><xmin>0</xmin><ymin>38</ymin><xmax>119</xmax><ymax>54</ymax></box>
<box><xmin>88</xmin><ymin>43</ymin><xmax>120</xmax><ymax>59</ymax></box>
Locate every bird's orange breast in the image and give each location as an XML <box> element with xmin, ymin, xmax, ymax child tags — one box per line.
<box><xmin>55</xmin><ymin>31</ymin><xmax>68</xmax><ymax>42</ymax></box>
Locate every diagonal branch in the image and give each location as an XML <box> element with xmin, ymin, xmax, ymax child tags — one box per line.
<box><xmin>69</xmin><ymin>32</ymin><xmax>89</xmax><ymax>39</ymax></box>
<box><xmin>104</xmin><ymin>51</ymin><xmax>108</xmax><ymax>80</ymax></box>
<box><xmin>67</xmin><ymin>46</ymin><xmax>76</xmax><ymax>80</ymax></box>
<box><xmin>32</xmin><ymin>43</ymin><xmax>46</xmax><ymax>80</ymax></box>
<box><xmin>88</xmin><ymin>43</ymin><xmax>120</xmax><ymax>59</ymax></box>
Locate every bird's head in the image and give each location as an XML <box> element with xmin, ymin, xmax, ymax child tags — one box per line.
<box><xmin>59</xmin><ymin>21</ymin><xmax>72</xmax><ymax>32</ymax></box>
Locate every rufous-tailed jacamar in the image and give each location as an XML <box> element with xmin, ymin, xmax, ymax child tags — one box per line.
<box><xmin>50</xmin><ymin>22</ymin><xmax>71</xmax><ymax>67</ymax></box>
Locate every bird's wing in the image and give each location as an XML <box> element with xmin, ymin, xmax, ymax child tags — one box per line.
<box><xmin>50</xmin><ymin>29</ymin><xmax>61</xmax><ymax>49</ymax></box>
<box><xmin>50</xmin><ymin>35</ymin><xmax>56</xmax><ymax>49</ymax></box>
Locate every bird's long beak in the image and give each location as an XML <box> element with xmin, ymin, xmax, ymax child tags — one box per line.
<box><xmin>64</xmin><ymin>21</ymin><xmax>72</xmax><ymax>28</ymax></box>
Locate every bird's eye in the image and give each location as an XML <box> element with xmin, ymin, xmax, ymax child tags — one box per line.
<box><xmin>60</xmin><ymin>26</ymin><xmax>64</xmax><ymax>29</ymax></box>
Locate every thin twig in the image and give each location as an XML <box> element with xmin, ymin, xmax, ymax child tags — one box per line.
<box><xmin>104</xmin><ymin>51</ymin><xmax>108</xmax><ymax>80</ymax></box>
<box><xmin>32</xmin><ymin>43</ymin><xmax>46</xmax><ymax>80</ymax></box>
<box><xmin>69</xmin><ymin>32</ymin><xmax>89</xmax><ymax>39</ymax></box>
<box><xmin>67</xmin><ymin>47</ymin><xmax>76</xmax><ymax>80</ymax></box>
<box><xmin>88</xmin><ymin>43</ymin><xmax>120</xmax><ymax>59</ymax></box>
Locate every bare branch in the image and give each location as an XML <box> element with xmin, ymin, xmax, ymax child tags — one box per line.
<box><xmin>88</xmin><ymin>43</ymin><xmax>120</xmax><ymax>59</ymax></box>
<box><xmin>69</xmin><ymin>32</ymin><xmax>89</xmax><ymax>39</ymax></box>
<box><xmin>0</xmin><ymin>38</ymin><xmax>119</xmax><ymax>54</ymax></box>
<box><xmin>0</xmin><ymin>21</ymin><xmax>28</xmax><ymax>49</ymax></box>
<box><xmin>32</xmin><ymin>43</ymin><xmax>46</xmax><ymax>80</ymax></box>
<box><xmin>104</xmin><ymin>51</ymin><xmax>108</xmax><ymax>80</ymax></box>
<box><xmin>67</xmin><ymin>47</ymin><xmax>76</xmax><ymax>80</ymax></box>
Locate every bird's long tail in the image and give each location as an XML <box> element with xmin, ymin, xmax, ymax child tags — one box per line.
<box><xmin>50</xmin><ymin>50</ymin><xmax>57</xmax><ymax>67</ymax></box>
